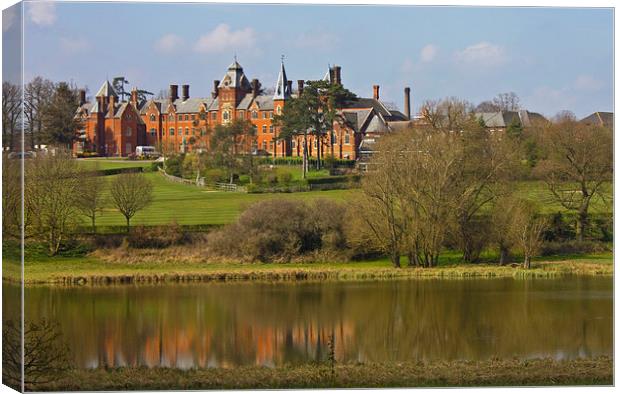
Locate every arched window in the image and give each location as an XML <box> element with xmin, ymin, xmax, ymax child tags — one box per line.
<box><xmin>150</xmin><ymin>114</ymin><xmax>156</xmax><ymax>122</ymax></box>
<box><xmin>125</xmin><ymin>127</ymin><xmax>132</xmax><ymax>137</ymax></box>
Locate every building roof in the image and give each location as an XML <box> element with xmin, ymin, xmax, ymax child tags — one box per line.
<box><xmin>475</xmin><ymin>110</ymin><xmax>547</xmax><ymax>128</ymax></box>
<box><xmin>273</xmin><ymin>61</ymin><xmax>291</xmax><ymax>100</ymax></box>
<box><xmin>580</xmin><ymin>111</ymin><xmax>613</xmax><ymax>129</ymax></box>
<box><xmin>95</xmin><ymin>80</ymin><xmax>118</xmax><ymax>98</ymax></box>
<box><xmin>218</xmin><ymin>59</ymin><xmax>251</xmax><ymax>90</ymax></box>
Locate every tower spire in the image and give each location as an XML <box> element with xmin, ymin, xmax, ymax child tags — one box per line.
<box><xmin>273</xmin><ymin>57</ymin><xmax>291</xmax><ymax>100</ymax></box>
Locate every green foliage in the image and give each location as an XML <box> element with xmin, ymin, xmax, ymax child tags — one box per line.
<box><xmin>164</xmin><ymin>154</ymin><xmax>184</xmax><ymax>177</ymax></box>
<box><xmin>40</xmin><ymin>82</ymin><xmax>81</xmax><ymax>148</ymax></box>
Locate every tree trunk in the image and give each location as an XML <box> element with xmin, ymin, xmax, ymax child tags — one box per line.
<box><xmin>576</xmin><ymin>207</ymin><xmax>588</xmax><ymax>242</ymax></box>
<box><xmin>523</xmin><ymin>254</ymin><xmax>531</xmax><ymax>269</ymax></box>
<box><xmin>302</xmin><ymin>133</ymin><xmax>308</xmax><ymax>179</ymax></box>
<box><xmin>407</xmin><ymin>251</ymin><xmax>418</xmax><ymax>267</ymax></box>
<box><xmin>316</xmin><ymin>136</ymin><xmax>321</xmax><ymax>170</ymax></box>
<box><xmin>391</xmin><ymin>250</ymin><xmax>401</xmax><ymax>268</ymax></box>
<box><xmin>499</xmin><ymin>245</ymin><xmax>509</xmax><ymax>265</ymax></box>
<box><xmin>91</xmin><ymin>216</ymin><xmax>96</xmax><ymax>235</ymax></box>
<box><xmin>126</xmin><ymin>217</ymin><xmax>131</xmax><ymax>233</ymax></box>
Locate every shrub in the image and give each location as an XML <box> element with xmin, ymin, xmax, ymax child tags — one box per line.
<box><xmin>127</xmin><ymin>222</ymin><xmax>188</xmax><ymax>249</ymax></box>
<box><xmin>540</xmin><ymin>240</ymin><xmax>610</xmax><ymax>256</ymax></box>
<box><xmin>207</xmin><ymin>199</ymin><xmax>348</xmax><ymax>262</ymax></box>
<box><xmin>278</xmin><ymin>171</ymin><xmax>293</xmax><ymax>186</ymax></box>
<box><xmin>204</xmin><ymin>168</ymin><xmax>227</xmax><ymax>184</ymax></box>
<box><xmin>164</xmin><ymin>155</ymin><xmax>184</xmax><ymax>177</ymax></box>
<box><xmin>149</xmin><ymin>161</ymin><xmax>162</xmax><ymax>172</ymax></box>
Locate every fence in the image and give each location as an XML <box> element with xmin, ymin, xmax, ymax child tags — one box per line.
<box><xmin>159</xmin><ymin>168</ymin><xmax>247</xmax><ymax>192</ymax></box>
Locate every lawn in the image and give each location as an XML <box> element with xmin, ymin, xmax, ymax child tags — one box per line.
<box><xmin>94</xmin><ymin>172</ymin><xmax>355</xmax><ymax>227</ymax></box>
<box><xmin>78</xmin><ymin>158</ymin><xmax>152</xmax><ymax>171</ymax></box>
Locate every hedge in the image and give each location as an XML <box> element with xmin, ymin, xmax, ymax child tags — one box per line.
<box><xmin>257</xmin><ymin>157</ymin><xmax>356</xmax><ymax>168</ymax></box>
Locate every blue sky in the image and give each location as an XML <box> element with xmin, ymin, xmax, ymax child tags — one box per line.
<box><xmin>5</xmin><ymin>2</ymin><xmax>614</xmax><ymax>118</ymax></box>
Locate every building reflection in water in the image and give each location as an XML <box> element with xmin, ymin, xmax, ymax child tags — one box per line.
<box><xmin>20</xmin><ymin>277</ymin><xmax>612</xmax><ymax>369</ymax></box>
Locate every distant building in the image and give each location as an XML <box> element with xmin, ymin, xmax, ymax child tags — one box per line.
<box><xmin>474</xmin><ymin>110</ymin><xmax>548</xmax><ymax>132</ymax></box>
<box><xmin>580</xmin><ymin>111</ymin><xmax>613</xmax><ymax>129</ymax></box>
<box><xmin>74</xmin><ymin>60</ymin><xmax>409</xmax><ymax>159</ymax></box>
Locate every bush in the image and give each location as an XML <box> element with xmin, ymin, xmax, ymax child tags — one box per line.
<box><xmin>127</xmin><ymin>222</ymin><xmax>189</xmax><ymax>248</ymax></box>
<box><xmin>149</xmin><ymin>161</ymin><xmax>162</xmax><ymax>172</ymax></box>
<box><xmin>540</xmin><ymin>240</ymin><xmax>610</xmax><ymax>256</ymax></box>
<box><xmin>207</xmin><ymin>199</ymin><xmax>348</xmax><ymax>262</ymax></box>
<box><xmin>278</xmin><ymin>172</ymin><xmax>293</xmax><ymax>186</ymax></box>
<box><xmin>164</xmin><ymin>155</ymin><xmax>184</xmax><ymax>177</ymax></box>
<box><xmin>205</xmin><ymin>168</ymin><xmax>227</xmax><ymax>184</ymax></box>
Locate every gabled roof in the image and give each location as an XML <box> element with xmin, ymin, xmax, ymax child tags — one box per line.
<box><xmin>475</xmin><ymin>110</ymin><xmax>547</xmax><ymax>128</ymax></box>
<box><xmin>342</xmin><ymin>97</ymin><xmax>392</xmax><ymax>118</ymax></box>
<box><xmin>95</xmin><ymin>80</ymin><xmax>118</xmax><ymax>98</ymax></box>
<box><xmin>580</xmin><ymin>111</ymin><xmax>613</xmax><ymax>129</ymax></box>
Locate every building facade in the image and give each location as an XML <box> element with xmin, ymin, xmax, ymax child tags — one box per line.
<box><xmin>75</xmin><ymin>60</ymin><xmax>410</xmax><ymax>159</ymax></box>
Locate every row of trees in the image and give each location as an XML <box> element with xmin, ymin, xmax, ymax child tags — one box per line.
<box><xmin>3</xmin><ymin>150</ymin><xmax>153</xmax><ymax>255</ymax></box>
<box><xmin>2</xmin><ymin>78</ymin><xmax>82</xmax><ymax>151</ymax></box>
<box><xmin>350</xmin><ymin>110</ymin><xmax>612</xmax><ymax>268</ymax></box>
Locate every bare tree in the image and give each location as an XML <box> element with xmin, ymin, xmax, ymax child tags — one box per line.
<box><xmin>475</xmin><ymin>100</ymin><xmax>501</xmax><ymax>112</ymax></box>
<box><xmin>2</xmin><ymin>81</ymin><xmax>22</xmax><ymax>151</ymax></box>
<box><xmin>509</xmin><ymin>200</ymin><xmax>547</xmax><ymax>269</ymax></box>
<box><xmin>75</xmin><ymin>166</ymin><xmax>107</xmax><ymax>234</ymax></box>
<box><xmin>535</xmin><ymin>120</ymin><xmax>612</xmax><ymax>241</ymax></box>
<box><xmin>110</xmin><ymin>172</ymin><xmax>154</xmax><ymax>231</ymax></box>
<box><xmin>25</xmin><ymin>150</ymin><xmax>81</xmax><ymax>255</ymax></box>
<box><xmin>420</xmin><ymin>97</ymin><xmax>473</xmax><ymax>130</ymax></box>
<box><xmin>2</xmin><ymin>154</ymin><xmax>22</xmax><ymax>238</ymax></box>
<box><xmin>490</xmin><ymin>196</ymin><xmax>521</xmax><ymax>265</ymax></box>
<box><xmin>3</xmin><ymin>319</ymin><xmax>71</xmax><ymax>391</ymax></box>
<box><xmin>492</xmin><ymin>92</ymin><xmax>520</xmax><ymax>111</ymax></box>
<box><xmin>24</xmin><ymin>77</ymin><xmax>55</xmax><ymax>150</ymax></box>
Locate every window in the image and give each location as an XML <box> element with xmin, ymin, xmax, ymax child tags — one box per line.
<box><xmin>270</xmin><ymin>112</ymin><xmax>273</xmax><ymax>119</ymax></box>
<box><xmin>262</xmin><ymin>125</ymin><xmax>267</xmax><ymax>133</ymax></box>
<box><xmin>169</xmin><ymin>115</ymin><xmax>174</xmax><ymax>121</ymax></box>
<box><xmin>201</xmin><ymin>130</ymin><xmax>206</xmax><ymax>136</ymax></box>
<box><xmin>269</xmin><ymin>125</ymin><xmax>274</xmax><ymax>133</ymax></box>
<box><xmin>149</xmin><ymin>128</ymin><xmax>156</xmax><ymax>136</ymax></box>
<box><xmin>177</xmin><ymin>115</ymin><xmax>182</xmax><ymax>121</ymax></box>
<box><xmin>185</xmin><ymin>114</ymin><xmax>189</xmax><ymax>121</ymax></box>
<box><xmin>262</xmin><ymin>141</ymin><xmax>267</xmax><ymax>150</ymax></box>
<box><xmin>185</xmin><ymin>128</ymin><xmax>189</xmax><ymax>135</ymax></box>
<box><xmin>199</xmin><ymin>112</ymin><xmax>206</xmax><ymax>120</ymax></box>
<box><xmin>223</xmin><ymin>111</ymin><xmax>230</xmax><ymax>121</ymax></box>
<box><xmin>211</xmin><ymin>112</ymin><xmax>217</xmax><ymax>120</ymax></box>
<box><xmin>262</xmin><ymin>112</ymin><xmax>267</xmax><ymax>119</ymax></box>
<box><xmin>292</xmin><ymin>140</ymin><xmax>296</xmax><ymax>148</ymax></box>
<box><xmin>331</xmin><ymin>134</ymin><xmax>336</xmax><ymax>144</ymax></box>
<box><xmin>345</xmin><ymin>134</ymin><xmax>350</xmax><ymax>144</ymax></box>
<box><xmin>191</xmin><ymin>114</ymin><xmax>196</xmax><ymax>120</ymax></box>
<box><xmin>252</xmin><ymin>111</ymin><xmax>258</xmax><ymax>119</ymax></box>
<box><xmin>277</xmin><ymin>107</ymin><xmax>281</xmax><ymax>115</ymax></box>
<box><xmin>125</xmin><ymin>127</ymin><xmax>132</xmax><ymax>137</ymax></box>
<box><xmin>169</xmin><ymin>128</ymin><xmax>175</xmax><ymax>136</ymax></box>
<box><xmin>150</xmin><ymin>114</ymin><xmax>156</xmax><ymax>122</ymax></box>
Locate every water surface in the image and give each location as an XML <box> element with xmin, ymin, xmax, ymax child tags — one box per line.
<box><xmin>12</xmin><ymin>277</ymin><xmax>613</xmax><ymax>368</ymax></box>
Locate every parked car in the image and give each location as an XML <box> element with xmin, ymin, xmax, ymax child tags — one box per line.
<box><xmin>135</xmin><ymin>146</ymin><xmax>159</xmax><ymax>158</ymax></box>
<box><xmin>7</xmin><ymin>151</ymin><xmax>36</xmax><ymax>159</ymax></box>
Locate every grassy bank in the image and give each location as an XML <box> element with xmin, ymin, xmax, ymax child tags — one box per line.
<box><xmin>5</xmin><ymin>249</ymin><xmax>612</xmax><ymax>285</ymax></box>
<box><xmin>30</xmin><ymin>357</ymin><xmax>613</xmax><ymax>390</ymax></box>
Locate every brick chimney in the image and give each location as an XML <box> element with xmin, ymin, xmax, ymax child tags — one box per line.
<box><xmin>108</xmin><ymin>95</ymin><xmax>116</xmax><ymax>117</ymax></box>
<box><xmin>404</xmin><ymin>87</ymin><xmax>411</xmax><ymax>120</ymax></box>
<box><xmin>130</xmin><ymin>88</ymin><xmax>139</xmax><ymax>107</ymax></box>
<box><xmin>212</xmin><ymin>80</ymin><xmax>220</xmax><ymax>98</ymax></box>
<box><xmin>251</xmin><ymin>79</ymin><xmax>260</xmax><ymax>98</ymax></box>
<box><xmin>334</xmin><ymin>66</ymin><xmax>342</xmax><ymax>85</ymax></box>
<box><xmin>297</xmin><ymin>80</ymin><xmax>304</xmax><ymax>95</ymax></box>
<box><xmin>286</xmin><ymin>80</ymin><xmax>293</xmax><ymax>94</ymax></box>
<box><xmin>181</xmin><ymin>84</ymin><xmax>189</xmax><ymax>101</ymax></box>
<box><xmin>373</xmin><ymin>85</ymin><xmax>380</xmax><ymax>100</ymax></box>
<box><xmin>97</xmin><ymin>96</ymin><xmax>105</xmax><ymax>113</ymax></box>
<box><xmin>78</xmin><ymin>89</ymin><xmax>86</xmax><ymax>106</ymax></box>
<box><xmin>169</xmin><ymin>84</ymin><xmax>178</xmax><ymax>101</ymax></box>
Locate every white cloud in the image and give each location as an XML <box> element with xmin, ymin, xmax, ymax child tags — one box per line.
<box><xmin>194</xmin><ymin>24</ymin><xmax>256</xmax><ymax>54</ymax></box>
<box><xmin>574</xmin><ymin>75</ymin><xmax>603</xmax><ymax>91</ymax></box>
<box><xmin>454</xmin><ymin>42</ymin><xmax>506</xmax><ymax>67</ymax></box>
<box><xmin>3</xmin><ymin>6</ymin><xmax>17</xmax><ymax>32</ymax></box>
<box><xmin>27</xmin><ymin>1</ymin><xmax>56</xmax><ymax>27</ymax></box>
<box><xmin>154</xmin><ymin>34</ymin><xmax>185</xmax><ymax>54</ymax></box>
<box><xmin>420</xmin><ymin>44</ymin><xmax>438</xmax><ymax>62</ymax></box>
<box><xmin>294</xmin><ymin>31</ymin><xmax>339</xmax><ymax>50</ymax></box>
<box><xmin>59</xmin><ymin>36</ymin><xmax>90</xmax><ymax>53</ymax></box>
<box><xmin>401</xmin><ymin>58</ymin><xmax>414</xmax><ymax>74</ymax></box>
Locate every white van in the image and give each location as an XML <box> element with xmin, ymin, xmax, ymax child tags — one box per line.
<box><xmin>135</xmin><ymin>146</ymin><xmax>159</xmax><ymax>158</ymax></box>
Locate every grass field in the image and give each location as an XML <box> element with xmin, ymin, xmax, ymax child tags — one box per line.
<box><xmin>76</xmin><ymin>159</ymin><xmax>612</xmax><ymax>228</ymax></box>
<box><xmin>29</xmin><ymin>357</ymin><xmax>612</xmax><ymax>391</ymax></box>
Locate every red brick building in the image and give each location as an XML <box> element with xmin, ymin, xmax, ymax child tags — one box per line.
<box><xmin>75</xmin><ymin>60</ymin><xmax>411</xmax><ymax>159</ymax></box>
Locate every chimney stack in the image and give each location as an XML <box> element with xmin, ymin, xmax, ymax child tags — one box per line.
<box><xmin>373</xmin><ymin>85</ymin><xmax>380</xmax><ymax>100</ymax></box>
<box><xmin>212</xmin><ymin>80</ymin><xmax>220</xmax><ymax>98</ymax></box>
<box><xmin>334</xmin><ymin>66</ymin><xmax>342</xmax><ymax>85</ymax></box>
<box><xmin>404</xmin><ymin>87</ymin><xmax>411</xmax><ymax>120</ymax></box>
<box><xmin>286</xmin><ymin>80</ymin><xmax>293</xmax><ymax>94</ymax></box>
<box><xmin>169</xmin><ymin>84</ymin><xmax>179</xmax><ymax>101</ymax></box>
<box><xmin>130</xmin><ymin>88</ymin><xmax>139</xmax><ymax>107</ymax></box>
<box><xmin>181</xmin><ymin>84</ymin><xmax>189</xmax><ymax>101</ymax></box>
<box><xmin>97</xmin><ymin>96</ymin><xmax>105</xmax><ymax>113</ymax></box>
<box><xmin>78</xmin><ymin>89</ymin><xmax>86</xmax><ymax>106</ymax></box>
<box><xmin>251</xmin><ymin>79</ymin><xmax>260</xmax><ymax>98</ymax></box>
<box><xmin>297</xmin><ymin>80</ymin><xmax>304</xmax><ymax>95</ymax></box>
<box><xmin>108</xmin><ymin>95</ymin><xmax>116</xmax><ymax>117</ymax></box>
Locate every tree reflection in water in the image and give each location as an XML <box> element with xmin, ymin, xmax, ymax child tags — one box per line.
<box><xmin>18</xmin><ymin>277</ymin><xmax>612</xmax><ymax>369</ymax></box>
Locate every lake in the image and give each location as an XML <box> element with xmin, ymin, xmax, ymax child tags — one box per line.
<box><xmin>9</xmin><ymin>276</ymin><xmax>613</xmax><ymax>369</ymax></box>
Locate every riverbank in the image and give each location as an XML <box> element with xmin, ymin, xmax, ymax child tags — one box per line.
<box><xmin>3</xmin><ymin>252</ymin><xmax>613</xmax><ymax>285</ymax></box>
<box><xmin>29</xmin><ymin>357</ymin><xmax>612</xmax><ymax>390</ymax></box>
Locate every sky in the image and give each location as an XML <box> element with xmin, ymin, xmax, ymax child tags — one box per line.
<box><xmin>3</xmin><ymin>2</ymin><xmax>614</xmax><ymax>118</ymax></box>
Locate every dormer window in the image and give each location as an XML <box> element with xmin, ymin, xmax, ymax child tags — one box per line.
<box><xmin>150</xmin><ymin>114</ymin><xmax>156</xmax><ymax>122</ymax></box>
<box><xmin>252</xmin><ymin>111</ymin><xmax>258</xmax><ymax>119</ymax></box>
